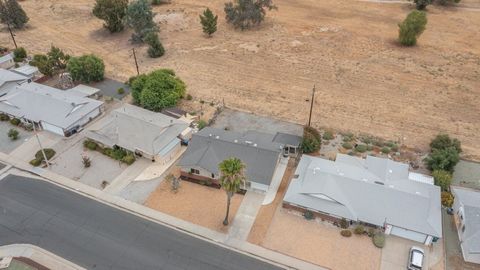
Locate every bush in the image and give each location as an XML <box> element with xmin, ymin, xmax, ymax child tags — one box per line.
<box><xmin>0</xmin><ymin>113</ymin><xmax>10</xmax><ymax>121</ymax></box>
<box><xmin>144</xmin><ymin>31</ymin><xmax>165</xmax><ymax>58</ymax></box>
<box><xmin>340</xmin><ymin>218</ymin><xmax>349</xmax><ymax>229</ymax></box>
<box><xmin>83</xmin><ymin>139</ymin><xmax>98</xmax><ymax>150</ymax></box>
<box><xmin>430</xmin><ymin>134</ymin><xmax>462</xmax><ymax>153</ymax></box>
<box><xmin>224</xmin><ymin>0</ymin><xmax>277</xmax><ymax>30</ymax></box>
<box><xmin>197</xmin><ymin>119</ymin><xmax>207</xmax><ymax>130</ymax></box>
<box><xmin>342</xmin><ymin>142</ymin><xmax>353</xmax><ymax>149</ymax></box>
<box><xmin>340</xmin><ymin>230</ymin><xmax>352</xmax><ymax>237</ymax></box>
<box><xmin>398</xmin><ymin>10</ymin><xmax>427</xmax><ymax>46</ymax></box>
<box><xmin>92</xmin><ymin>0</ymin><xmax>128</xmax><ymax>33</ymax></box>
<box><xmin>381</xmin><ymin>147</ymin><xmax>390</xmax><ymax>154</ymax></box>
<box><xmin>35</xmin><ymin>148</ymin><xmax>56</xmax><ymax>161</ymax></box>
<box><xmin>342</xmin><ymin>132</ymin><xmax>354</xmax><ymax>142</ymax></box>
<box><xmin>301</xmin><ymin>126</ymin><xmax>321</xmax><ymax>154</ymax></box>
<box><xmin>373</xmin><ymin>139</ymin><xmax>384</xmax><ymax>147</ymax></box>
<box><xmin>22</xmin><ymin>123</ymin><xmax>33</xmax><ymax>131</ymax></box>
<box><xmin>122</xmin><ymin>154</ymin><xmax>136</xmax><ymax>165</ymax></box>
<box><xmin>424</xmin><ymin>147</ymin><xmax>460</xmax><ymax>172</ymax></box>
<box><xmin>30</xmin><ymin>158</ymin><xmax>41</xmax><ymax>167</ymax></box>
<box><xmin>413</xmin><ymin>0</ymin><xmax>432</xmax><ymax>10</ymax></box>
<box><xmin>199</xmin><ymin>8</ymin><xmax>218</xmax><ymax>37</ymax></box>
<box><xmin>432</xmin><ymin>170</ymin><xmax>452</xmax><ymax>191</ymax></box>
<box><xmin>355</xmin><ymin>144</ymin><xmax>367</xmax><ymax>153</ymax></box>
<box><xmin>303</xmin><ymin>210</ymin><xmax>314</xmax><ymax>220</ymax></box>
<box><xmin>67</xmin><ymin>54</ymin><xmax>105</xmax><ymax>83</ymax></box>
<box><xmin>354</xmin><ymin>225</ymin><xmax>365</xmax><ymax>235</ymax></box>
<box><xmin>117</xmin><ymin>88</ymin><xmax>125</xmax><ymax>94</ymax></box>
<box><xmin>9</xmin><ymin>118</ymin><xmax>20</xmax><ymax>126</ymax></box>
<box><xmin>367</xmin><ymin>228</ymin><xmax>375</xmax><ymax>237</ymax></box>
<box><xmin>390</xmin><ymin>144</ymin><xmax>399</xmax><ymax>152</ymax></box>
<box><xmin>110</xmin><ymin>147</ymin><xmax>127</xmax><ymax>160</ymax></box>
<box><xmin>7</xmin><ymin>128</ymin><xmax>19</xmax><ymax>140</ymax></box>
<box><xmin>186</xmin><ymin>94</ymin><xmax>193</xmax><ymax>100</ymax></box>
<box><xmin>372</xmin><ymin>233</ymin><xmax>386</xmax><ymax>248</ymax></box>
<box><xmin>13</xmin><ymin>47</ymin><xmax>27</xmax><ymax>62</ymax></box>
<box><xmin>367</xmin><ymin>145</ymin><xmax>374</xmax><ymax>151</ymax></box>
<box><xmin>441</xmin><ymin>191</ymin><xmax>454</xmax><ymax>207</ymax></box>
<box><xmin>322</xmin><ymin>130</ymin><xmax>334</xmax><ymax>140</ymax></box>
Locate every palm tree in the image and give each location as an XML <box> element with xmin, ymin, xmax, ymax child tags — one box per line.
<box><xmin>219</xmin><ymin>157</ymin><xmax>246</xmax><ymax>226</ymax></box>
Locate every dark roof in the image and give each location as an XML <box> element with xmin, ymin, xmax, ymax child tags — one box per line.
<box><xmin>273</xmin><ymin>132</ymin><xmax>302</xmax><ymax>147</ymax></box>
<box><xmin>161</xmin><ymin>107</ymin><xmax>186</xmax><ymax>119</ymax></box>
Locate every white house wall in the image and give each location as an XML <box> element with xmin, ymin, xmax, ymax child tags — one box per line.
<box><xmin>66</xmin><ymin>107</ymin><xmax>101</xmax><ymax>131</ymax></box>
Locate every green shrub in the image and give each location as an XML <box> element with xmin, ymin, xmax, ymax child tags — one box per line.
<box><xmin>373</xmin><ymin>139</ymin><xmax>384</xmax><ymax>147</ymax></box>
<box><xmin>13</xmin><ymin>47</ymin><xmax>27</xmax><ymax>62</ymax></box>
<box><xmin>355</xmin><ymin>144</ymin><xmax>367</xmax><ymax>153</ymax></box>
<box><xmin>398</xmin><ymin>10</ymin><xmax>427</xmax><ymax>46</ymax></box>
<box><xmin>117</xmin><ymin>88</ymin><xmax>125</xmax><ymax>94</ymax></box>
<box><xmin>30</xmin><ymin>158</ymin><xmax>42</xmax><ymax>167</ymax></box>
<box><xmin>197</xmin><ymin>120</ymin><xmax>207</xmax><ymax>130</ymax></box>
<box><xmin>342</xmin><ymin>142</ymin><xmax>353</xmax><ymax>149</ymax></box>
<box><xmin>340</xmin><ymin>230</ymin><xmax>352</xmax><ymax>237</ymax></box>
<box><xmin>367</xmin><ymin>145</ymin><xmax>374</xmax><ymax>151</ymax></box>
<box><xmin>424</xmin><ymin>147</ymin><xmax>460</xmax><ymax>172</ymax></box>
<box><xmin>385</xmin><ymin>141</ymin><xmax>395</xmax><ymax>148</ymax></box>
<box><xmin>35</xmin><ymin>148</ymin><xmax>56</xmax><ymax>161</ymax></box>
<box><xmin>432</xmin><ymin>170</ymin><xmax>452</xmax><ymax>191</ymax></box>
<box><xmin>67</xmin><ymin>54</ymin><xmax>105</xmax><ymax>83</ymax></box>
<box><xmin>360</xmin><ymin>136</ymin><xmax>373</xmax><ymax>145</ymax></box>
<box><xmin>9</xmin><ymin>118</ymin><xmax>20</xmax><ymax>126</ymax></box>
<box><xmin>391</xmin><ymin>144</ymin><xmax>399</xmax><ymax>152</ymax></box>
<box><xmin>367</xmin><ymin>228</ymin><xmax>375</xmax><ymax>237</ymax></box>
<box><xmin>340</xmin><ymin>218</ymin><xmax>349</xmax><ymax>229</ymax></box>
<box><xmin>441</xmin><ymin>191</ymin><xmax>454</xmax><ymax>207</ymax></box>
<box><xmin>322</xmin><ymin>130</ymin><xmax>334</xmax><ymax>140</ymax></box>
<box><xmin>430</xmin><ymin>134</ymin><xmax>462</xmax><ymax>153</ymax></box>
<box><xmin>304</xmin><ymin>126</ymin><xmax>321</xmax><ymax>142</ymax></box>
<box><xmin>381</xmin><ymin>147</ymin><xmax>390</xmax><ymax>154</ymax></box>
<box><xmin>22</xmin><ymin>123</ymin><xmax>33</xmax><ymax>131</ymax></box>
<box><xmin>122</xmin><ymin>154</ymin><xmax>136</xmax><ymax>165</ymax></box>
<box><xmin>110</xmin><ymin>147</ymin><xmax>127</xmax><ymax>160</ymax></box>
<box><xmin>0</xmin><ymin>113</ymin><xmax>10</xmax><ymax>121</ymax></box>
<box><xmin>83</xmin><ymin>140</ymin><xmax>98</xmax><ymax>150</ymax></box>
<box><xmin>8</xmin><ymin>129</ymin><xmax>19</xmax><ymax>140</ymax></box>
<box><xmin>303</xmin><ymin>210</ymin><xmax>314</xmax><ymax>220</ymax></box>
<box><xmin>373</xmin><ymin>233</ymin><xmax>386</xmax><ymax>248</ymax></box>
<box><xmin>354</xmin><ymin>225</ymin><xmax>365</xmax><ymax>235</ymax></box>
<box><xmin>302</xmin><ymin>126</ymin><xmax>321</xmax><ymax>153</ymax></box>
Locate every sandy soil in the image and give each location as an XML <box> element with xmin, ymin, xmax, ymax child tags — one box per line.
<box><xmin>144</xmin><ymin>168</ymin><xmax>243</xmax><ymax>233</ymax></box>
<box><xmin>2</xmin><ymin>0</ymin><xmax>479</xmax><ymax>159</ymax></box>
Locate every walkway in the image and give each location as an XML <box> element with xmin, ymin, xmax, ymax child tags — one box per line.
<box><xmin>263</xmin><ymin>157</ymin><xmax>289</xmax><ymax>205</ymax></box>
<box><xmin>228</xmin><ymin>191</ymin><xmax>265</xmax><ymax>241</ymax></box>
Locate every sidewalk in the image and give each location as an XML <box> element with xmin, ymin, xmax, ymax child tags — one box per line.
<box><xmin>263</xmin><ymin>157</ymin><xmax>289</xmax><ymax>205</ymax></box>
<box><xmin>0</xmin><ymin>152</ymin><xmax>327</xmax><ymax>270</ymax></box>
<box><xmin>228</xmin><ymin>191</ymin><xmax>265</xmax><ymax>241</ymax></box>
<box><xmin>0</xmin><ymin>244</ymin><xmax>85</xmax><ymax>270</ymax></box>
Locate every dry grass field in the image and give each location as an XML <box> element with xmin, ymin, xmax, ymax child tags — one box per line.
<box><xmin>2</xmin><ymin>0</ymin><xmax>479</xmax><ymax>158</ymax></box>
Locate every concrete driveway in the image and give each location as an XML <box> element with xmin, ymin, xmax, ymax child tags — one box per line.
<box><xmin>0</xmin><ymin>122</ymin><xmax>33</xmax><ymax>154</ymax></box>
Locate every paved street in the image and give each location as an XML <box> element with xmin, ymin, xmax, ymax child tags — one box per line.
<box><xmin>0</xmin><ymin>174</ymin><xmax>283</xmax><ymax>270</ymax></box>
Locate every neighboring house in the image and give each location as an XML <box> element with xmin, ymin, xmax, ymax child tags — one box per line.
<box><xmin>67</xmin><ymin>84</ymin><xmax>101</xmax><ymax>99</ymax></box>
<box><xmin>283</xmin><ymin>154</ymin><xmax>442</xmax><ymax>245</ymax></box>
<box><xmin>178</xmin><ymin>127</ymin><xmax>301</xmax><ymax>192</ymax></box>
<box><xmin>12</xmin><ymin>64</ymin><xmax>41</xmax><ymax>80</ymax></box>
<box><xmin>0</xmin><ymin>68</ymin><xmax>28</xmax><ymax>95</ymax></box>
<box><xmin>86</xmin><ymin>104</ymin><xmax>190</xmax><ymax>164</ymax></box>
<box><xmin>0</xmin><ymin>53</ymin><xmax>14</xmax><ymax>70</ymax></box>
<box><xmin>0</xmin><ymin>82</ymin><xmax>104</xmax><ymax>136</ymax></box>
<box><xmin>452</xmin><ymin>187</ymin><xmax>480</xmax><ymax>264</ymax></box>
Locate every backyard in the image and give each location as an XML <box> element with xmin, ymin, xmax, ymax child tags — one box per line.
<box><xmin>1</xmin><ymin>0</ymin><xmax>479</xmax><ymax>160</ymax></box>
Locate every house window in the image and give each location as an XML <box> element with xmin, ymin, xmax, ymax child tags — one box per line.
<box><xmin>190</xmin><ymin>168</ymin><xmax>200</xmax><ymax>175</ymax></box>
<box><xmin>462</xmin><ymin>225</ymin><xmax>465</xmax><ymax>233</ymax></box>
<box><xmin>211</xmin><ymin>173</ymin><xmax>215</xmax><ymax>178</ymax></box>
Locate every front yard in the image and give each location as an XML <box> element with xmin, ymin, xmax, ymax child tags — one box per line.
<box><xmin>145</xmin><ymin>168</ymin><xmax>243</xmax><ymax>233</ymax></box>
<box><xmin>0</xmin><ymin>121</ymin><xmax>32</xmax><ymax>154</ymax></box>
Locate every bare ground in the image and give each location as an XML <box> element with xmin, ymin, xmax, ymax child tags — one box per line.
<box><xmin>2</xmin><ymin>0</ymin><xmax>479</xmax><ymax>159</ymax></box>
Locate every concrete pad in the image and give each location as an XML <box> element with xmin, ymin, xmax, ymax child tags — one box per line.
<box><xmin>0</xmin><ymin>121</ymin><xmax>33</xmax><ymax>154</ymax></box>
<box><xmin>228</xmin><ymin>191</ymin><xmax>265</xmax><ymax>241</ymax></box>
<box><xmin>263</xmin><ymin>157</ymin><xmax>288</xmax><ymax>205</ymax></box>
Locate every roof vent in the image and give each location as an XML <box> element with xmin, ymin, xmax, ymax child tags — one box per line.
<box><xmin>245</xmin><ymin>141</ymin><xmax>252</xmax><ymax>145</ymax></box>
<box><xmin>234</xmin><ymin>139</ymin><xmax>238</xmax><ymax>143</ymax></box>
<box><xmin>362</xmin><ymin>178</ymin><xmax>368</xmax><ymax>182</ymax></box>
<box><xmin>209</xmin><ymin>134</ymin><xmax>212</xmax><ymax>137</ymax></box>
<box><xmin>374</xmin><ymin>181</ymin><xmax>384</xmax><ymax>185</ymax></box>
<box><xmin>389</xmin><ymin>185</ymin><xmax>394</xmax><ymax>188</ymax></box>
<box><xmin>389</xmin><ymin>169</ymin><xmax>393</xmax><ymax>173</ymax></box>
<box><xmin>253</xmin><ymin>143</ymin><xmax>257</xmax><ymax>147</ymax></box>
<box><xmin>215</xmin><ymin>136</ymin><xmax>219</xmax><ymax>139</ymax></box>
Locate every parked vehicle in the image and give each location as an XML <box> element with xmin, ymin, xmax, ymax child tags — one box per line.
<box><xmin>407</xmin><ymin>246</ymin><xmax>425</xmax><ymax>270</ymax></box>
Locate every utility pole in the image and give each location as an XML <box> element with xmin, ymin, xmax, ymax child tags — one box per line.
<box><xmin>31</xmin><ymin>122</ymin><xmax>50</xmax><ymax>169</ymax></box>
<box><xmin>131</xmin><ymin>48</ymin><xmax>139</xmax><ymax>75</ymax></box>
<box><xmin>307</xmin><ymin>84</ymin><xmax>316</xmax><ymax>127</ymax></box>
<box><xmin>7</xmin><ymin>22</ymin><xmax>17</xmax><ymax>49</ymax></box>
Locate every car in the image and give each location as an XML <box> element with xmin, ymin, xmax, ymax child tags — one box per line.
<box><xmin>407</xmin><ymin>246</ymin><xmax>425</xmax><ymax>270</ymax></box>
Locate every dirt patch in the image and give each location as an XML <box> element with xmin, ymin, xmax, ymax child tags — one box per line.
<box><xmin>2</xmin><ymin>0</ymin><xmax>479</xmax><ymax>160</ymax></box>
<box><xmin>145</xmin><ymin>168</ymin><xmax>243</xmax><ymax>233</ymax></box>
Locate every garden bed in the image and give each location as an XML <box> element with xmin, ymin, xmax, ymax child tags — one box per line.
<box><xmin>83</xmin><ymin>139</ymin><xmax>135</xmax><ymax>165</ymax></box>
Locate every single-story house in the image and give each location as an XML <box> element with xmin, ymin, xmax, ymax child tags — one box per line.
<box><xmin>86</xmin><ymin>104</ymin><xmax>191</xmax><ymax>164</ymax></box>
<box><xmin>0</xmin><ymin>68</ymin><xmax>28</xmax><ymax>95</ymax></box>
<box><xmin>451</xmin><ymin>187</ymin><xmax>480</xmax><ymax>264</ymax></box>
<box><xmin>0</xmin><ymin>81</ymin><xmax>104</xmax><ymax>136</ymax></box>
<box><xmin>283</xmin><ymin>154</ymin><xmax>442</xmax><ymax>245</ymax></box>
<box><xmin>0</xmin><ymin>53</ymin><xmax>14</xmax><ymax>70</ymax></box>
<box><xmin>12</xmin><ymin>64</ymin><xmax>41</xmax><ymax>80</ymax></box>
<box><xmin>178</xmin><ymin>127</ymin><xmax>301</xmax><ymax>192</ymax></box>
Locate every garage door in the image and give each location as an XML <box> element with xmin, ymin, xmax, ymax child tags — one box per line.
<box><xmin>41</xmin><ymin>121</ymin><xmax>64</xmax><ymax>136</ymax></box>
<box><xmin>390</xmin><ymin>226</ymin><xmax>427</xmax><ymax>243</ymax></box>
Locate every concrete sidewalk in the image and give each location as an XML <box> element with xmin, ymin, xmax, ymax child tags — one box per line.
<box><xmin>0</xmin><ymin>152</ymin><xmax>327</xmax><ymax>270</ymax></box>
<box><xmin>0</xmin><ymin>244</ymin><xmax>85</xmax><ymax>270</ymax></box>
<box><xmin>228</xmin><ymin>191</ymin><xmax>265</xmax><ymax>241</ymax></box>
<box><xmin>263</xmin><ymin>157</ymin><xmax>289</xmax><ymax>205</ymax></box>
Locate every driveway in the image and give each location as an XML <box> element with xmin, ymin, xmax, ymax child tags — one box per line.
<box><xmin>0</xmin><ymin>174</ymin><xmax>282</xmax><ymax>270</ymax></box>
<box><xmin>0</xmin><ymin>121</ymin><xmax>32</xmax><ymax>154</ymax></box>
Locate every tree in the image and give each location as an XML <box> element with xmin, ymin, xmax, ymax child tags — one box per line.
<box><xmin>67</xmin><ymin>55</ymin><xmax>105</xmax><ymax>83</ymax></box>
<box><xmin>200</xmin><ymin>8</ymin><xmax>218</xmax><ymax>37</ymax></box>
<box><xmin>432</xmin><ymin>170</ymin><xmax>452</xmax><ymax>191</ymax></box>
<box><xmin>224</xmin><ymin>0</ymin><xmax>276</xmax><ymax>30</ymax></box>
<box><xmin>398</xmin><ymin>10</ymin><xmax>427</xmax><ymax>46</ymax></box>
<box><xmin>301</xmin><ymin>126</ymin><xmax>321</xmax><ymax>153</ymax></box>
<box><xmin>7</xmin><ymin>128</ymin><xmax>18</xmax><ymax>140</ymax></box>
<box><xmin>93</xmin><ymin>0</ymin><xmax>128</xmax><ymax>33</ymax></box>
<box><xmin>125</xmin><ymin>0</ymin><xmax>158</xmax><ymax>42</ymax></box>
<box><xmin>412</xmin><ymin>0</ymin><xmax>432</xmax><ymax>10</ymax></box>
<box><xmin>131</xmin><ymin>69</ymin><xmax>186</xmax><ymax>111</ymax></box>
<box><xmin>30</xmin><ymin>46</ymin><xmax>70</xmax><ymax>76</ymax></box>
<box><xmin>430</xmin><ymin>134</ymin><xmax>462</xmax><ymax>153</ymax></box>
<box><xmin>219</xmin><ymin>157</ymin><xmax>246</xmax><ymax>225</ymax></box>
<box><xmin>13</xmin><ymin>47</ymin><xmax>26</xmax><ymax>62</ymax></box>
<box><xmin>424</xmin><ymin>147</ymin><xmax>460</xmax><ymax>172</ymax></box>
<box><xmin>0</xmin><ymin>0</ymin><xmax>29</xmax><ymax>29</ymax></box>
<box><xmin>144</xmin><ymin>31</ymin><xmax>165</xmax><ymax>58</ymax></box>
<box><xmin>30</xmin><ymin>54</ymin><xmax>54</xmax><ymax>76</ymax></box>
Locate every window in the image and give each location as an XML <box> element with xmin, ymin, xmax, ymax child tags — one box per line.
<box><xmin>462</xmin><ymin>225</ymin><xmax>466</xmax><ymax>233</ymax></box>
<box><xmin>190</xmin><ymin>168</ymin><xmax>199</xmax><ymax>174</ymax></box>
<box><xmin>211</xmin><ymin>173</ymin><xmax>215</xmax><ymax>178</ymax></box>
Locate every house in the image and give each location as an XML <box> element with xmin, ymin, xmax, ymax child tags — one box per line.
<box><xmin>0</xmin><ymin>68</ymin><xmax>28</xmax><ymax>95</ymax></box>
<box><xmin>67</xmin><ymin>84</ymin><xmax>101</xmax><ymax>98</ymax></box>
<box><xmin>86</xmin><ymin>104</ymin><xmax>190</xmax><ymax>164</ymax></box>
<box><xmin>0</xmin><ymin>81</ymin><xmax>103</xmax><ymax>136</ymax></box>
<box><xmin>178</xmin><ymin>127</ymin><xmax>301</xmax><ymax>192</ymax></box>
<box><xmin>283</xmin><ymin>154</ymin><xmax>442</xmax><ymax>245</ymax></box>
<box><xmin>12</xmin><ymin>64</ymin><xmax>41</xmax><ymax>80</ymax></box>
<box><xmin>451</xmin><ymin>187</ymin><xmax>480</xmax><ymax>264</ymax></box>
<box><xmin>0</xmin><ymin>53</ymin><xmax>14</xmax><ymax>70</ymax></box>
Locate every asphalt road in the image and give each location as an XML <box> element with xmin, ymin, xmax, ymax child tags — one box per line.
<box><xmin>0</xmin><ymin>175</ymin><xmax>283</xmax><ymax>270</ymax></box>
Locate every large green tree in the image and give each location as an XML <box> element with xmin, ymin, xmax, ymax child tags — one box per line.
<box><xmin>67</xmin><ymin>55</ymin><xmax>105</xmax><ymax>83</ymax></box>
<box><xmin>430</xmin><ymin>134</ymin><xmax>462</xmax><ymax>153</ymax></box>
<box><xmin>30</xmin><ymin>46</ymin><xmax>69</xmax><ymax>76</ymax></box>
<box><xmin>199</xmin><ymin>8</ymin><xmax>218</xmax><ymax>37</ymax></box>
<box><xmin>131</xmin><ymin>69</ymin><xmax>186</xmax><ymax>111</ymax></box>
<box><xmin>219</xmin><ymin>157</ymin><xmax>246</xmax><ymax>225</ymax></box>
<box><xmin>93</xmin><ymin>0</ymin><xmax>128</xmax><ymax>33</ymax></box>
<box><xmin>125</xmin><ymin>0</ymin><xmax>158</xmax><ymax>42</ymax></box>
<box><xmin>224</xmin><ymin>0</ymin><xmax>276</xmax><ymax>30</ymax></box>
<box><xmin>398</xmin><ymin>10</ymin><xmax>427</xmax><ymax>46</ymax></box>
<box><xmin>0</xmin><ymin>0</ymin><xmax>29</xmax><ymax>29</ymax></box>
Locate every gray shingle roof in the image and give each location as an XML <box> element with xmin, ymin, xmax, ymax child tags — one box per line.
<box><xmin>272</xmin><ymin>132</ymin><xmax>302</xmax><ymax>147</ymax></box>
<box><xmin>0</xmin><ymin>82</ymin><xmax>103</xmax><ymax>129</ymax></box>
<box><xmin>284</xmin><ymin>154</ymin><xmax>442</xmax><ymax>237</ymax></box>
<box><xmin>0</xmin><ymin>68</ymin><xmax>28</xmax><ymax>92</ymax></box>
<box><xmin>451</xmin><ymin>187</ymin><xmax>480</xmax><ymax>253</ymax></box>
<box><xmin>178</xmin><ymin>127</ymin><xmax>282</xmax><ymax>186</ymax></box>
<box><xmin>86</xmin><ymin>104</ymin><xmax>188</xmax><ymax>156</ymax></box>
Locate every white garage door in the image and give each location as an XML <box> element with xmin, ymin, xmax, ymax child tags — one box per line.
<box><xmin>391</xmin><ymin>226</ymin><xmax>427</xmax><ymax>243</ymax></box>
<box><xmin>41</xmin><ymin>121</ymin><xmax>64</xmax><ymax>136</ymax></box>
